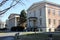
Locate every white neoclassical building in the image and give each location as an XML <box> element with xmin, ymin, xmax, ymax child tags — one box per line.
<box><xmin>27</xmin><ymin>1</ymin><xmax>60</xmax><ymax>32</ymax></box>
<box><xmin>6</xmin><ymin>13</ymin><xmax>20</xmax><ymax>30</ymax></box>
<box><xmin>0</xmin><ymin>21</ymin><xmax>6</xmax><ymax>29</ymax></box>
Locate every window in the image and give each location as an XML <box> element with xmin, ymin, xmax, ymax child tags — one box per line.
<box><xmin>39</xmin><ymin>8</ymin><xmax>42</xmax><ymax>16</ymax></box>
<box><xmin>34</xmin><ymin>11</ymin><xmax>36</xmax><ymax>17</ymax></box>
<box><xmin>59</xmin><ymin>20</ymin><xmax>60</xmax><ymax>25</ymax></box>
<box><xmin>58</xmin><ymin>11</ymin><xmax>60</xmax><ymax>16</ymax></box>
<box><xmin>49</xmin><ymin>28</ymin><xmax>51</xmax><ymax>32</ymax></box>
<box><xmin>29</xmin><ymin>12</ymin><xmax>31</xmax><ymax>14</ymax></box>
<box><xmin>29</xmin><ymin>12</ymin><xmax>31</xmax><ymax>16</ymax></box>
<box><xmin>48</xmin><ymin>8</ymin><xmax>50</xmax><ymax>14</ymax></box>
<box><xmin>40</xmin><ymin>18</ymin><xmax>42</xmax><ymax>25</ymax></box>
<box><xmin>53</xmin><ymin>19</ymin><xmax>55</xmax><ymax>24</ymax></box>
<box><xmin>52</xmin><ymin>9</ymin><xmax>55</xmax><ymax>15</ymax></box>
<box><xmin>49</xmin><ymin>19</ymin><xmax>51</xmax><ymax>24</ymax></box>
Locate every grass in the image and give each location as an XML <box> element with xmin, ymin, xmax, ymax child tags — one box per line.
<box><xmin>53</xmin><ymin>34</ymin><xmax>60</xmax><ymax>40</ymax></box>
<box><xmin>19</xmin><ymin>32</ymin><xmax>60</xmax><ymax>40</ymax></box>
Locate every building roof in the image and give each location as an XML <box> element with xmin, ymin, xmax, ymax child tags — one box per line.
<box><xmin>8</xmin><ymin>13</ymin><xmax>20</xmax><ymax>18</ymax></box>
<box><xmin>27</xmin><ymin>1</ymin><xmax>60</xmax><ymax>11</ymax></box>
<box><xmin>9</xmin><ymin>13</ymin><xmax>20</xmax><ymax>16</ymax></box>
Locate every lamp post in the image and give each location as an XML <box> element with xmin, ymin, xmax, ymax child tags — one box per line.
<box><xmin>48</xmin><ymin>24</ymin><xmax>53</xmax><ymax>40</ymax></box>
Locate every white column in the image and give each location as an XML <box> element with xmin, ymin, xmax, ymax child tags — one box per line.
<box><xmin>1</xmin><ymin>24</ymin><xmax>2</xmax><ymax>28</ymax></box>
<box><xmin>45</xmin><ymin>5</ymin><xmax>49</xmax><ymax>32</ymax></box>
<box><xmin>39</xmin><ymin>28</ymin><xmax>40</xmax><ymax>32</ymax></box>
<box><xmin>15</xmin><ymin>17</ymin><xmax>17</xmax><ymax>26</ymax></box>
<box><xmin>0</xmin><ymin>25</ymin><xmax>2</xmax><ymax>28</ymax></box>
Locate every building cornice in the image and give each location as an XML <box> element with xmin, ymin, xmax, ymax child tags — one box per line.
<box><xmin>27</xmin><ymin>1</ymin><xmax>60</xmax><ymax>11</ymax></box>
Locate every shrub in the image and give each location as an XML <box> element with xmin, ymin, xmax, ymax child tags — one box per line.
<box><xmin>11</xmin><ymin>26</ymin><xmax>25</xmax><ymax>31</ymax></box>
<box><xmin>16</xmin><ymin>26</ymin><xmax>24</xmax><ymax>31</ymax></box>
<box><xmin>11</xmin><ymin>27</ymin><xmax>17</xmax><ymax>31</ymax></box>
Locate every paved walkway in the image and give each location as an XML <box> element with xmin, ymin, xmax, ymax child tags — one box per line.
<box><xmin>0</xmin><ymin>36</ymin><xmax>14</xmax><ymax>40</ymax></box>
<box><xmin>0</xmin><ymin>32</ymin><xmax>36</xmax><ymax>40</ymax></box>
<box><xmin>0</xmin><ymin>32</ymin><xmax>17</xmax><ymax>40</ymax></box>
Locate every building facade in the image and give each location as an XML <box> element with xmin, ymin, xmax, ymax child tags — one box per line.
<box><xmin>27</xmin><ymin>1</ymin><xmax>60</xmax><ymax>32</ymax></box>
<box><xmin>6</xmin><ymin>14</ymin><xmax>20</xmax><ymax>30</ymax></box>
<box><xmin>0</xmin><ymin>21</ymin><xmax>6</xmax><ymax>29</ymax></box>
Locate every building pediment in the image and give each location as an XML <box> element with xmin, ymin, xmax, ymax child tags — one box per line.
<box><xmin>27</xmin><ymin>1</ymin><xmax>44</xmax><ymax>11</ymax></box>
<box><xmin>8</xmin><ymin>14</ymin><xmax>19</xmax><ymax>19</ymax></box>
<box><xmin>27</xmin><ymin>1</ymin><xmax>60</xmax><ymax>11</ymax></box>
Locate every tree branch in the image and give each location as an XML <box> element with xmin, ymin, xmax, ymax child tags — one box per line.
<box><xmin>0</xmin><ymin>0</ymin><xmax>21</xmax><ymax>15</ymax></box>
<box><xmin>0</xmin><ymin>0</ymin><xmax>8</xmax><ymax>7</ymax></box>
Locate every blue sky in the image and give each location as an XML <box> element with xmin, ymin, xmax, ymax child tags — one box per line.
<box><xmin>0</xmin><ymin>0</ymin><xmax>60</xmax><ymax>22</ymax></box>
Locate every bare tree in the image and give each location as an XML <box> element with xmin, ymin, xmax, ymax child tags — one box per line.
<box><xmin>0</xmin><ymin>0</ymin><xmax>25</xmax><ymax>15</ymax></box>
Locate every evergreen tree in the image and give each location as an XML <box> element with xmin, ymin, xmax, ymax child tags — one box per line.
<box><xmin>19</xmin><ymin>10</ymin><xmax>27</xmax><ymax>28</ymax></box>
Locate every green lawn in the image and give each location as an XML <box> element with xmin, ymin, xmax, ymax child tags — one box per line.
<box><xmin>19</xmin><ymin>33</ymin><xmax>60</xmax><ymax>40</ymax></box>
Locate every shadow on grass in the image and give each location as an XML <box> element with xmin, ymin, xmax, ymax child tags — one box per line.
<box><xmin>19</xmin><ymin>33</ymin><xmax>60</xmax><ymax>40</ymax></box>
